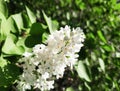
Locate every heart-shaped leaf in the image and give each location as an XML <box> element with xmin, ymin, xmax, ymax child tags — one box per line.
<box><xmin>2</xmin><ymin>34</ymin><xmax>25</xmax><ymax>55</ymax></box>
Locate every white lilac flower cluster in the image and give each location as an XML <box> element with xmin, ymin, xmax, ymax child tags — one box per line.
<box><xmin>17</xmin><ymin>25</ymin><xmax>85</xmax><ymax>91</ymax></box>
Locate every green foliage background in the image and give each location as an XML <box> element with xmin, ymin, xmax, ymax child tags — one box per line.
<box><xmin>0</xmin><ymin>0</ymin><xmax>120</xmax><ymax>91</ymax></box>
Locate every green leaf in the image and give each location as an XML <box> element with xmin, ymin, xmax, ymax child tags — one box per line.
<box><xmin>110</xmin><ymin>0</ymin><xmax>116</xmax><ymax>5</ymax></box>
<box><xmin>84</xmin><ymin>82</ymin><xmax>91</xmax><ymax>90</ymax></box>
<box><xmin>6</xmin><ymin>16</ymin><xmax>18</xmax><ymax>34</ymax></box>
<box><xmin>25</xmin><ymin>35</ymin><xmax>42</xmax><ymax>48</ymax></box>
<box><xmin>0</xmin><ymin>0</ymin><xmax>8</xmax><ymax>17</ymax></box>
<box><xmin>30</xmin><ymin>23</ymin><xmax>45</xmax><ymax>36</ymax></box>
<box><xmin>93</xmin><ymin>7</ymin><xmax>103</xmax><ymax>15</ymax></box>
<box><xmin>42</xmin><ymin>32</ymin><xmax>49</xmax><ymax>43</ymax></box>
<box><xmin>75</xmin><ymin>61</ymin><xmax>91</xmax><ymax>82</ymax></box>
<box><xmin>102</xmin><ymin>45</ymin><xmax>113</xmax><ymax>52</ymax></box>
<box><xmin>98</xmin><ymin>58</ymin><xmax>105</xmax><ymax>72</ymax></box>
<box><xmin>114</xmin><ymin>3</ymin><xmax>120</xmax><ymax>10</ymax></box>
<box><xmin>0</xmin><ymin>12</ymin><xmax>8</xmax><ymax>40</ymax></box>
<box><xmin>115</xmin><ymin>52</ymin><xmax>120</xmax><ymax>58</ymax></box>
<box><xmin>0</xmin><ymin>12</ymin><xmax>6</xmax><ymax>21</ymax></box>
<box><xmin>0</xmin><ymin>57</ymin><xmax>20</xmax><ymax>86</ymax></box>
<box><xmin>0</xmin><ymin>57</ymin><xmax>7</xmax><ymax>68</ymax></box>
<box><xmin>75</xmin><ymin>0</ymin><xmax>85</xmax><ymax>10</ymax></box>
<box><xmin>1</xmin><ymin>20</ymin><xmax>10</xmax><ymax>39</ymax></box>
<box><xmin>2</xmin><ymin>34</ymin><xmax>25</xmax><ymax>55</ymax></box>
<box><xmin>97</xmin><ymin>30</ymin><xmax>107</xmax><ymax>43</ymax></box>
<box><xmin>66</xmin><ymin>87</ymin><xmax>74</xmax><ymax>91</ymax></box>
<box><xmin>12</xmin><ymin>13</ymin><xmax>24</xmax><ymax>32</ymax></box>
<box><xmin>25</xmin><ymin>23</ymin><xmax>47</xmax><ymax>47</ymax></box>
<box><xmin>0</xmin><ymin>15</ymin><xmax>18</xmax><ymax>41</ymax></box>
<box><xmin>42</xmin><ymin>11</ymin><xmax>59</xmax><ymax>33</ymax></box>
<box><xmin>0</xmin><ymin>18</ymin><xmax>2</xmax><ymax>41</ymax></box>
<box><xmin>27</xmin><ymin>21</ymin><xmax>48</xmax><ymax>47</ymax></box>
<box><xmin>22</xmin><ymin>13</ymin><xmax>31</xmax><ymax>28</ymax></box>
<box><xmin>16</xmin><ymin>36</ymin><xmax>32</xmax><ymax>52</ymax></box>
<box><xmin>25</xmin><ymin>6</ymin><xmax>36</xmax><ymax>24</ymax></box>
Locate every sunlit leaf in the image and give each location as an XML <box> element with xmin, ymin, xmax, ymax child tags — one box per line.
<box><xmin>98</xmin><ymin>58</ymin><xmax>105</xmax><ymax>72</ymax></box>
<box><xmin>12</xmin><ymin>13</ymin><xmax>24</xmax><ymax>32</ymax></box>
<box><xmin>0</xmin><ymin>12</ymin><xmax>8</xmax><ymax>40</ymax></box>
<box><xmin>0</xmin><ymin>0</ymin><xmax>8</xmax><ymax>17</ymax></box>
<box><xmin>84</xmin><ymin>82</ymin><xmax>91</xmax><ymax>90</ymax></box>
<box><xmin>97</xmin><ymin>30</ymin><xmax>107</xmax><ymax>43</ymax></box>
<box><xmin>16</xmin><ymin>36</ymin><xmax>32</xmax><ymax>52</ymax></box>
<box><xmin>2</xmin><ymin>34</ymin><xmax>25</xmax><ymax>55</ymax></box>
<box><xmin>114</xmin><ymin>3</ymin><xmax>120</xmax><ymax>10</ymax></box>
<box><xmin>66</xmin><ymin>87</ymin><xmax>74</xmax><ymax>91</ymax></box>
<box><xmin>0</xmin><ymin>57</ymin><xmax>7</xmax><ymax>68</ymax></box>
<box><xmin>102</xmin><ymin>45</ymin><xmax>113</xmax><ymax>52</ymax></box>
<box><xmin>0</xmin><ymin>19</ymin><xmax>2</xmax><ymax>41</ymax></box>
<box><xmin>0</xmin><ymin>15</ymin><xmax>18</xmax><ymax>41</ymax></box>
<box><xmin>75</xmin><ymin>61</ymin><xmax>91</xmax><ymax>82</ymax></box>
<box><xmin>42</xmin><ymin>32</ymin><xmax>49</xmax><ymax>43</ymax></box>
<box><xmin>115</xmin><ymin>52</ymin><xmax>120</xmax><ymax>58</ymax></box>
<box><xmin>0</xmin><ymin>12</ymin><xmax>6</xmax><ymax>21</ymax></box>
<box><xmin>42</xmin><ymin>11</ymin><xmax>59</xmax><ymax>33</ymax></box>
<box><xmin>25</xmin><ymin>6</ymin><xmax>36</xmax><ymax>24</ymax></box>
<box><xmin>22</xmin><ymin>13</ymin><xmax>31</xmax><ymax>28</ymax></box>
<box><xmin>6</xmin><ymin>16</ymin><xmax>18</xmax><ymax>33</ymax></box>
<box><xmin>75</xmin><ymin>0</ymin><xmax>85</xmax><ymax>10</ymax></box>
